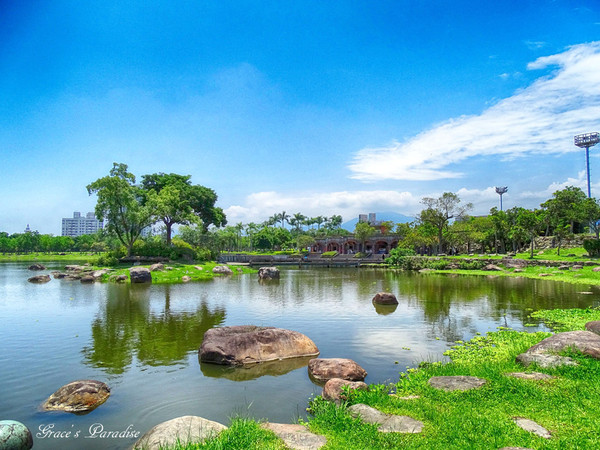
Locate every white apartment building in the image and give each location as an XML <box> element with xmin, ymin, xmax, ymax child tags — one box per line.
<box><xmin>61</xmin><ymin>212</ymin><xmax>104</xmax><ymax>237</ymax></box>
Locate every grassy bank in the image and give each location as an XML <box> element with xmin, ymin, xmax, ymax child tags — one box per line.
<box><xmin>100</xmin><ymin>262</ymin><xmax>256</xmax><ymax>284</ymax></box>
<box><xmin>0</xmin><ymin>252</ymin><xmax>100</xmax><ymax>262</ymax></box>
<box><xmin>168</xmin><ymin>307</ymin><xmax>600</xmax><ymax>449</ymax></box>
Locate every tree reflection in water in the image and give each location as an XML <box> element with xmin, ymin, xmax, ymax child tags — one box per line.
<box><xmin>82</xmin><ymin>284</ymin><xmax>225</xmax><ymax>374</ymax></box>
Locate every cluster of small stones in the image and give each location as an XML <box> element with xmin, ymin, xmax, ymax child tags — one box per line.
<box><xmin>27</xmin><ymin>264</ymin><xmax>114</xmax><ymax>284</ymax></box>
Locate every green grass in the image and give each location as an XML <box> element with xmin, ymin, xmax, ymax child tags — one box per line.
<box><xmin>101</xmin><ymin>262</ymin><xmax>256</xmax><ymax>283</ymax></box>
<box><xmin>436</xmin><ymin>264</ymin><xmax>600</xmax><ymax>286</ymax></box>
<box><xmin>530</xmin><ymin>307</ymin><xmax>600</xmax><ymax>332</ymax></box>
<box><xmin>306</xmin><ymin>327</ymin><xmax>600</xmax><ymax>449</ymax></box>
<box><xmin>0</xmin><ymin>252</ymin><xmax>101</xmax><ymax>262</ymax></box>
<box><xmin>164</xmin><ymin>418</ymin><xmax>287</xmax><ymax>450</ymax></box>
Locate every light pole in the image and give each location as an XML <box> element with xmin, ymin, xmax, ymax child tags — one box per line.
<box><xmin>575</xmin><ymin>132</ymin><xmax>600</xmax><ymax>198</ymax></box>
<box><xmin>495</xmin><ymin>186</ymin><xmax>508</xmax><ymax>211</ymax></box>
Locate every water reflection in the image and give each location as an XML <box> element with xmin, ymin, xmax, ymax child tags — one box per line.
<box><xmin>200</xmin><ymin>356</ymin><xmax>313</xmax><ymax>382</ymax></box>
<box><xmin>82</xmin><ymin>284</ymin><xmax>226</xmax><ymax>374</ymax></box>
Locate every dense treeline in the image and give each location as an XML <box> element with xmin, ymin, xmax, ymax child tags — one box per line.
<box><xmin>3</xmin><ymin>179</ymin><xmax>599</xmax><ymax>261</ymax></box>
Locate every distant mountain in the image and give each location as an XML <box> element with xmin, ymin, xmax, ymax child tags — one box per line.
<box><xmin>342</xmin><ymin>212</ymin><xmax>414</xmax><ymax>231</ymax></box>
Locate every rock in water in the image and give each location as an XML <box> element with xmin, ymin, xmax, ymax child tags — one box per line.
<box><xmin>258</xmin><ymin>267</ymin><xmax>280</xmax><ymax>280</ymax></box>
<box><xmin>199</xmin><ymin>326</ymin><xmax>319</xmax><ymax>366</ymax></box>
<box><xmin>42</xmin><ymin>380</ymin><xmax>110</xmax><ymax>413</ymax></box>
<box><xmin>372</xmin><ymin>292</ymin><xmax>398</xmax><ymax>305</ymax></box>
<box><xmin>129</xmin><ymin>267</ymin><xmax>152</xmax><ymax>283</ymax></box>
<box><xmin>27</xmin><ymin>274</ymin><xmax>51</xmax><ymax>283</ymax></box>
<box><xmin>308</xmin><ymin>358</ymin><xmax>367</xmax><ymax>382</ymax></box>
<box><xmin>0</xmin><ymin>420</ymin><xmax>33</xmax><ymax>450</ymax></box>
<box><xmin>134</xmin><ymin>416</ymin><xmax>227</xmax><ymax>449</ymax></box>
<box><xmin>28</xmin><ymin>264</ymin><xmax>46</xmax><ymax>270</ymax></box>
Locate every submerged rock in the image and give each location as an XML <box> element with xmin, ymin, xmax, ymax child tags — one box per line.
<box><xmin>199</xmin><ymin>325</ymin><xmax>319</xmax><ymax>366</ymax></box>
<box><xmin>42</xmin><ymin>380</ymin><xmax>110</xmax><ymax>413</ymax></box>
<box><xmin>308</xmin><ymin>358</ymin><xmax>367</xmax><ymax>382</ymax></box>
<box><xmin>134</xmin><ymin>416</ymin><xmax>227</xmax><ymax>449</ymax></box>
<box><xmin>28</xmin><ymin>263</ymin><xmax>46</xmax><ymax>271</ymax></box>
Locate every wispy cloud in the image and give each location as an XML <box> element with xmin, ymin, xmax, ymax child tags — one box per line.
<box><xmin>348</xmin><ymin>42</ymin><xmax>600</xmax><ymax>182</ymax></box>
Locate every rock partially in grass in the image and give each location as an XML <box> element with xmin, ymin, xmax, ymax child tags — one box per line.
<box><xmin>372</xmin><ymin>292</ymin><xmax>398</xmax><ymax>305</ymax></box>
<box><xmin>129</xmin><ymin>267</ymin><xmax>152</xmax><ymax>283</ymax></box>
<box><xmin>212</xmin><ymin>265</ymin><xmax>233</xmax><ymax>275</ymax></box>
<box><xmin>520</xmin><ymin>330</ymin><xmax>600</xmax><ymax>360</ymax></box>
<box><xmin>0</xmin><ymin>420</ymin><xmax>33</xmax><ymax>450</ymax></box>
<box><xmin>28</xmin><ymin>274</ymin><xmax>50</xmax><ymax>283</ymax></box>
<box><xmin>42</xmin><ymin>380</ymin><xmax>110</xmax><ymax>413</ymax></box>
<box><xmin>516</xmin><ymin>353</ymin><xmax>577</xmax><ymax>369</ymax></box>
<box><xmin>308</xmin><ymin>358</ymin><xmax>367</xmax><ymax>382</ymax></box>
<box><xmin>428</xmin><ymin>375</ymin><xmax>487</xmax><ymax>391</ymax></box>
<box><xmin>261</xmin><ymin>423</ymin><xmax>327</xmax><ymax>449</ymax></box>
<box><xmin>585</xmin><ymin>321</ymin><xmax>600</xmax><ymax>335</ymax></box>
<box><xmin>322</xmin><ymin>378</ymin><xmax>368</xmax><ymax>402</ymax></box>
<box><xmin>182</xmin><ymin>276</ymin><xmax>191</xmax><ymax>283</ymax></box>
<box><xmin>513</xmin><ymin>417</ymin><xmax>551</xmax><ymax>439</ymax></box>
<box><xmin>150</xmin><ymin>263</ymin><xmax>164</xmax><ymax>272</ymax></box>
<box><xmin>134</xmin><ymin>416</ymin><xmax>227</xmax><ymax>449</ymax></box>
<box><xmin>483</xmin><ymin>264</ymin><xmax>503</xmax><ymax>271</ymax></box>
<box><xmin>200</xmin><ymin>326</ymin><xmax>319</xmax><ymax>366</ymax></box>
<box><xmin>348</xmin><ymin>404</ymin><xmax>424</xmax><ymax>433</ymax></box>
<box><xmin>505</xmin><ymin>372</ymin><xmax>555</xmax><ymax>381</ymax></box>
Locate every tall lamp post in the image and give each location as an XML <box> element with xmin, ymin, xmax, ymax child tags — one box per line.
<box><xmin>575</xmin><ymin>132</ymin><xmax>600</xmax><ymax>198</ymax></box>
<box><xmin>495</xmin><ymin>186</ymin><xmax>508</xmax><ymax>211</ymax></box>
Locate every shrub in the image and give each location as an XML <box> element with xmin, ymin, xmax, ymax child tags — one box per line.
<box><xmin>321</xmin><ymin>251</ymin><xmax>338</xmax><ymax>258</ymax></box>
<box><xmin>583</xmin><ymin>239</ymin><xmax>600</xmax><ymax>257</ymax></box>
<box><xmin>386</xmin><ymin>247</ymin><xmax>416</xmax><ymax>267</ymax></box>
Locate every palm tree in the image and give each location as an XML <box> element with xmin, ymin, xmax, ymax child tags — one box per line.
<box><xmin>292</xmin><ymin>213</ymin><xmax>306</xmax><ymax>231</ymax></box>
<box><xmin>279</xmin><ymin>211</ymin><xmax>290</xmax><ymax>228</ymax></box>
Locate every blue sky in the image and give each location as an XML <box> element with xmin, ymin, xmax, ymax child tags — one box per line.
<box><xmin>1</xmin><ymin>0</ymin><xmax>599</xmax><ymax>235</ymax></box>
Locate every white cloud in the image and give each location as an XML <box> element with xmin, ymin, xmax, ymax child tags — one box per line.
<box><xmin>348</xmin><ymin>42</ymin><xmax>600</xmax><ymax>182</ymax></box>
<box><xmin>224</xmin><ymin>190</ymin><xmax>421</xmax><ymax>224</ymax></box>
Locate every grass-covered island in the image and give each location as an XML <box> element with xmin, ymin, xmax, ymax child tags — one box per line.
<box><xmin>163</xmin><ymin>308</ymin><xmax>600</xmax><ymax>449</ymax></box>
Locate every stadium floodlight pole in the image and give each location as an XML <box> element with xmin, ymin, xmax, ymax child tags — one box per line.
<box><xmin>575</xmin><ymin>132</ymin><xmax>600</xmax><ymax>198</ymax></box>
<box><xmin>495</xmin><ymin>186</ymin><xmax>508</xmax><ymax>211</ymax></box>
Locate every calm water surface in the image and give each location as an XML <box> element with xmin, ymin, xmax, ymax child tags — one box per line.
<box><xmin>1</xmin><ymin>262</ymin><xmax>599</xmax><ymax>449</ymax></box>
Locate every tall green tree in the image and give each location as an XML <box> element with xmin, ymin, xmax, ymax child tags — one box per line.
<box><xmin>141</xmin><ymin>173</ymin><xmax>226</xmax><ymax>246</ymax></box>
<box><xmin>354</xmin><ymin>222</ymin><xmax>375</xmax><ymax>253</ymax></box>
<box><xmin>87</xmin><ymin>163</ymin><xmax>154</xmax><ymax>256</ymax></box>
<box><xmin>540</xmin><ymin>186</ymin><xmax>587</xmax><ymax>233</ymax></box>
<box><xmin>418</xmin><ymin>192</ymin><xmax>472</xmax><ymax>254</ymax></box>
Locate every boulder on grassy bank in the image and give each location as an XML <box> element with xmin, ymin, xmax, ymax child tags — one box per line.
<box><xmin>212</xmin><ymin>265</ymin><xmax>233</xmax><ymax>275</ymax></box>
<box><xmin>199</xmin><ymin>326</ymin><xmax>319</xmax><ymax>366</ymax></box>
<box><xmin>129</xmin><ymin>267</ymin><xmax>152</xmax><ymax>283</ymax></box>
<box><xmin>308</xmin><ymin>358</ymin><xmax>367</xmax><ymax>383</ymax></box>
<box><xmin>134</xmin><ymin>416</ymin><xmax>227</xmax><ymax>450</ymax></box>
<box><xmin>322</xmin><ymin>378</ymin><xmax>368</xmax><ymax>402</ymax></box>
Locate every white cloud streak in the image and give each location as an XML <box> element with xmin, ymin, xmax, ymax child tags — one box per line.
<box><xmin>348</xmin><ymin>42</ymin><xmax>600</xmax><ymax>181</ymax></box>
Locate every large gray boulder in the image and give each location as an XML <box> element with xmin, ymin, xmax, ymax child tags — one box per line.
<box><xmin>258</xmin><ymin>266</ymin><xmax>280</xmax><ymax>280</ymax></box>
<box><xmin>129</xmin><ymin>267</ymin><xmax>152</xmax><ymax>283</ymax></box>
<box><xmin>199</xmin><ymin>326</ymin><xmax>320</xmax><ymax>366</ymax></box>
<box><xmin>42</xmin><ymin>380</ymin><xmax>110</xmax><ymax>413</ymax></box>
<box><xmin>308</xmin><ymin>358</ymin><xmax>367</xmax><ymax>382</ymax></box>
<box><xmin>585</xmin><ymin>321</ymin><xmax>600</xmax><ymax>335</ymax></box>
<box><xmin>134</xmin><ymin>416</ymin><xmax>227</xmax><ymax>449</ymax></box>
<box><xmin>517</xmin><ymin>330</ymin><xmax>600</xmax><ymax>362</ymax></box>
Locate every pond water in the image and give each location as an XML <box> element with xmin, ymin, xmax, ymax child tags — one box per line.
<box><xmin>1</xmin><ymin>262</ymin><xmax>599</xmax><ymax>449</ymax></box>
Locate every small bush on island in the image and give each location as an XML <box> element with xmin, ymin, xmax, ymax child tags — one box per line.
<box><xmin>583</xmin><ymin>239</ymin><xmax>600</xmax><ymax>257</ymax></box>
